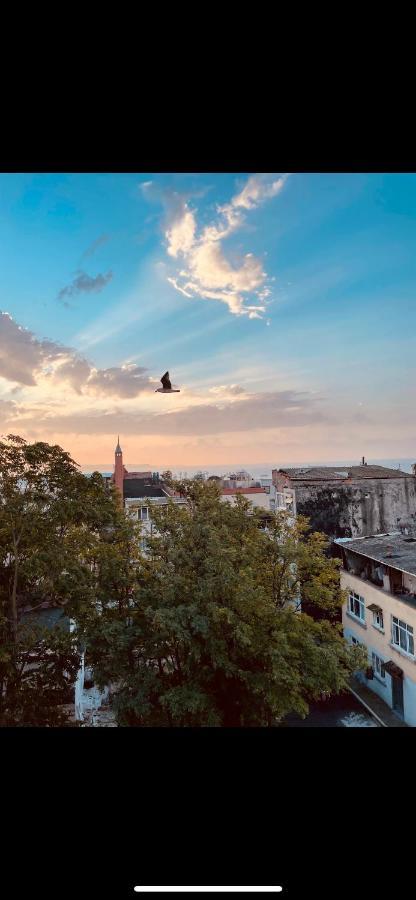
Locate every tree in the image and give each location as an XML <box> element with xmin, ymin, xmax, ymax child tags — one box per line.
<box><xmin>85</xmin><ymin>478</ymin><xmax>366</xmax><ymax>727</ymax></box>
<box><xmin>0</xmin><ymin>434</ymin><xmax>138</xmax><ymax>726</ymax></box>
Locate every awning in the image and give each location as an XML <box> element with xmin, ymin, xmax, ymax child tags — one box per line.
<box><xmin>383</xmin><ymin>660</ymin><xmax>403</xmax><ymax>679</ymax></box>
<box><xmin>367</xmin><ymin>603</ymin><xmax>382</xmax><ymax>612</ymax></box>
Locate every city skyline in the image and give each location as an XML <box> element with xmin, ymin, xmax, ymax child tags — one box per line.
<box><xmin>1</xmin><ymin>171</ymin><xmax>415</xmax><ymax>467</ymax></box>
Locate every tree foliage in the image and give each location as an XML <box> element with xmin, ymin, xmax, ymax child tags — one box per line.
<box><xmin>86</xmin><ymin>478</ymin><xmax>365</xmax><ymax>727</ymax></box>
<box><xmin>0</xmin><ymin>434</ymin><xmax>138</xmax><ymax>725</ymax></box>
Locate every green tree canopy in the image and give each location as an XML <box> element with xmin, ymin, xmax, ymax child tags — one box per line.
<box><xmin>86</xmin><ymin>478</ymin><xmax>365</xmax><ymax>727</ymax></box>
<box><xmin>0</xmin><ymin>434</ymin><xmax>139</xmax><ymax>725</ymax></box>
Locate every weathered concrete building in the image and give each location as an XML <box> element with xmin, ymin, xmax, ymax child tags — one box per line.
<box><xmin>272</xmin><ymin>461</ymin><xmax>416</xmax><ymax>539</ymax></box>
<box><xmin>336</xmin><ymin>532</ymin><xmax>416</xmax><ymax>726</ymax></box>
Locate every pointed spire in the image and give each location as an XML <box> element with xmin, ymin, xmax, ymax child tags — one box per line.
<box><xmin>115</xmin><ymin>435</ymin><xmax>122</xmax><ymax>454</ymax></box>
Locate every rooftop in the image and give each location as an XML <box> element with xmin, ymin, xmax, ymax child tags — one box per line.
<box><xmin>277</xmin><ymin>465</ymin><xmax>412</xmax><ymax>481</ymax></box>
<box><xmin>123</xmin><ymin>471</ymin><xmax>152</xmax><ymax>479</ymax></box>
<box><xmin>222</xmin><ymin>487</ymin><xmax>266</xmax><ymax>495</ymax></box>
<box><xmin>123</xmin><ymin>481</ymin><xmax>168</xmax><ymax>499</ymax></box>
<box><xmin>335</xmin><ymin>532</ymin><xmax>416</xmax><ymax>577</ymax></box>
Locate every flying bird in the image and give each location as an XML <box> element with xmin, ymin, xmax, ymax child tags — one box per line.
<box><xmin>155</xmin><ymin>371</ymin><xmax>181</xmax><ymax>393</ymax></box>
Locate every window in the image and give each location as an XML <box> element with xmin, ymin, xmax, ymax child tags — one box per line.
<box><xmin>351</xmin><ymin>636</ymin><xmax>363</xmax><ymax>647</ymax></box>
<box><xmin>348</xmin><ymin>591</ymin><xmax>365</xmax><ymax>622</ymax></box>
<box><xmin>371</xmin><ymin>652</ymin><xmax>386</xmax><ymax>680</ymax></box>
<box><xmin>139</xmin><ymin>507</ymin><xmax>149</xmax><ymax>521</ymax></box>
<box><xmin>139</xmin><ymin>538</ymin><xmax>148</xmax><ymax>552</ymax></box>
<box><xmin>392</xmin><ymin>616</ymin><xmax>414</xmax><ymax>656</ymax></box>
<box><xmin>373</xmin><ymin>609</ymin><xmax>384</xmax><ymax>630</ymax></box>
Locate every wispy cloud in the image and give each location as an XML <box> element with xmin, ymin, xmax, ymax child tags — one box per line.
<box><xmin>80</xmin><ymin>233</ymin><xmax>110</xmax><ymax>262</ymax></box>
<box><xmin>142</xmin><ymin>174</ymin><xmax>289</xmax><ymax>319</ymax></box>
<box><xmin>57</xmin><ymin>270</ymin><xmax>113</xmax><ymax>305</ymax></box>
<box><xmin>4</xmin><ymin>388</ymin><xmax>326</xmax><ymax>438</ymax></box>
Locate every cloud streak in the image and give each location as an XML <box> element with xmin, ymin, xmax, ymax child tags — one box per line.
<box><xmin>80</xmin><ymin>234</ymin><xmax>110</xmax><ymax>261</ymax></box>
<box><xmin>57</xmin><ymin>270</ymin><xmax>113</xmax><ymax>304</ymax></box>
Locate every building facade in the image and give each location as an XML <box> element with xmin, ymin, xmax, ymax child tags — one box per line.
<box><xmin>110</xmin><ymin>439</ymin><xmax>188</xmax><ymax>549</ymax></box>
<box><xmin>19</xmin><ymin>605</ymin><xmax>108</xmax><ymax>724</ymax></box>
<box><xmin>220</xmin><ymin>483</ymin><xmax>295</xmax><ymax>515</ymax></box>
<box><xmin>273</xmin><ymin>461</ymin><xmax>416</xmax><ymax>539</ymax></box>
<box><xmin>336</xmin><ymin>531</ymin><xmax>416</xmax><ymax>726</ymax></box>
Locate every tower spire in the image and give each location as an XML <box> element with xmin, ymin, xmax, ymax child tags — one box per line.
<box><xmin>114</xmin><ymin>436</ymin><xmax>124</xmax><ymax>504</ymax></box>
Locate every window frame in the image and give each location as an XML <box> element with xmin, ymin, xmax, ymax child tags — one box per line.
<box><xmin>372</xmin><ymin>608</ymin><xmax>384</xmax><ymax>631</ymax></box>
<box><xmin>351</xmin><ymin>636</ymin><xmax>363</xmax><ymax>647</ymax></box>
<box><xmin>348</xmin><ymin>591</ymin><xmax>366</xmax><ymax>623</ymax></box>
<box><xmin>371</xmin><ymin>651</ymin><xmax>386</xmax><ymax>682</ymax></box>
<box><xmin>391</xmin><ymin>615</ymin><xmax>414</xmax><ymax>657</ymax></box>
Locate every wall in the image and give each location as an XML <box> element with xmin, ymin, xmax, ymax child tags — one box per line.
<box><xmin>403</xmin><ymin>572</ymin><xmax>416</xmax><ymax>593</ymax></box>
<box><xmin>74</xmin><ymin>652</ymin><xmax>85</xmax><ymax>722</ymax></box>
<box><xmin>273</xmin><ymin>475</ymin><xmax>416</xmax><ymax>539</ymax></box>
<box><xmin>341</xmin><ymin>570</ymin><xmax>416</xmax><ymax>727</ymax></box>
<box><xmin>220</xmin><ymin>491</ymin><xmax>271</xmax><ymax>511</ymax></box>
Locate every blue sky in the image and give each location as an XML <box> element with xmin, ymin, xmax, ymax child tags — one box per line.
<box><xmin>0</xmin><ymin>172</ymin><xmax>415</xmax><ymax>469</ymax></box>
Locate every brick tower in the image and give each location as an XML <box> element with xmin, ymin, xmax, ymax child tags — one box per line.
<box><xmin>114</xmin><ymin>436</ymin><xmax>124</xmax><ymax>505</ymax></box>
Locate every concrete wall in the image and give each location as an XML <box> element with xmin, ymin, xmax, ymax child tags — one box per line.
<box><xmin>341</xmin><ymin>569</ymin><xmax>416</xmax><ymax>727</ymax></box>
<box><xmin>273</xmin><ymin>473</ymin><xmax>416</xmax><ymax>538</ymax></box>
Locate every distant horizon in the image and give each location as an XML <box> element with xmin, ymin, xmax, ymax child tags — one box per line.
<box><xmin>80</xmin><ymin>456</ymin><xmax>415</xmax><ymax>476</ymax></box>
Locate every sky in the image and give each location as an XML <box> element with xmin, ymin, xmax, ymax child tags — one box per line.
<box><xmin>0</xmin><ymin>171</ymin><xmax>415</xmax><ymax>471</ymax></box>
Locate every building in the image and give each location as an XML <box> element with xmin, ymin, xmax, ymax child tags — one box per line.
<box><xmin>220</xmin><ymin>483</ymin><xmax>296</xmax><ymax>524</ymax></box>
<box><xmin>125</xmin><ymin>493</ymin><xmax>188</xmax><ymax>551</ymax></box>
<box><xmin>19</xmin><ymin>605</ymin><xmax>108</xmax><ymax>724</ymax></box>
<box><xmin>110</xmin><ymin>438</ymin><xmax>188</xmax><ymax>548</ymax></box>
<box><xmin>110</xmin><ymin>436</ymin><xmax>154</xmax><ymax>504</ymax></box>
<box><xmin>222</xmin><ymin>470</ymin><xmax>253</xmax><ymax>488</ymax></box>
<box><xmin>272</xmin><ymin>460</ymin><xmax>416</xmax><ymax>539</ymax></box>
<box><xmin>336</xmin><ymin>531</ymin><xmax>416</xmax><ymax>725</ymax></box>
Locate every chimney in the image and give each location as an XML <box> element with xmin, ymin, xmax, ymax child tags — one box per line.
<box><xmin>361</xmin><ymin>456</ymin><xmax>367</xmax><ymax>466</ymax></box>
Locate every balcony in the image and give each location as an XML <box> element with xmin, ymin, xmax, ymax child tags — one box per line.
<box><xmin>341</xmin><ymin>568</ymin><xmax>416</xmax><ymax>611</ymax></box>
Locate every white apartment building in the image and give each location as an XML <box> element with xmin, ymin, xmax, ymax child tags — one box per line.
<box><xmin>335</xmin><ymin>532</ymin><xmax>416</xmax><ymax>726</ymax></box>
<box><xmin>220</xmin><ymin>483</ymin><xmax>295</xmax><ymax>514</ymax></box>
<box><xmin>125</xmin><ymin>493</ymin><xmax>188</xmax><ymax>551</ymax></box>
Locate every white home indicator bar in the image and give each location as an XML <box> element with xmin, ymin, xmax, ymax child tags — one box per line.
<box><xmin>134</xmin><ymin>889</ymin><xmax>283</xmax><ymax>894</ymax></box>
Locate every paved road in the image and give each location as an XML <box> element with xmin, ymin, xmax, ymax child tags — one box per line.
<box><xmin>282</xmin><ymin>691</ymin><xmax>379</xmax><ymax>727</ymax></box>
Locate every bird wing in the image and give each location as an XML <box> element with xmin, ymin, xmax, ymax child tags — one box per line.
<box><xmin>161</xmin><ymin>371</ymin><xmax>171</xmax><ymax>389</ymax></box>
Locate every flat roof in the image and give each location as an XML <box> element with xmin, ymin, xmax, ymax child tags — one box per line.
<box><xmin>278</xmin><ymin>465</ymin><xmax>412</xmax><ymax>481</ymax></box>
<box><xmin>335</xmin><ymin>532</ymin><xmax>416</xmax><ymax>577</ymax></box>
<box><xmin>123</xmin><ymin>482</ymin><xmax>167</xmax><ymax>499</ymax></box>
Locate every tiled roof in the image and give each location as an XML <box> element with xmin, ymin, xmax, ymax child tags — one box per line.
<box><xmin>279</xmin><ymin>465</ymin><xmax>412</xmax><ymax>481</ymax></box>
